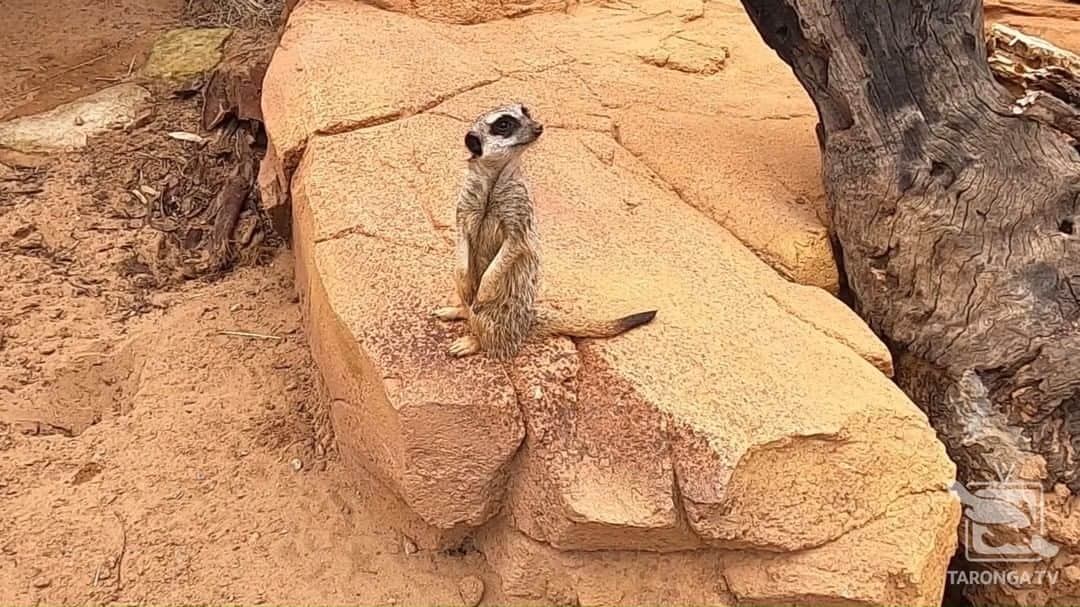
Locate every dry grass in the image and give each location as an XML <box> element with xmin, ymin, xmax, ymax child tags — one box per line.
<box><xmin>185</xmin><ymin>0</ymin><xmax>284</xmax><ymax>29</ymax></box>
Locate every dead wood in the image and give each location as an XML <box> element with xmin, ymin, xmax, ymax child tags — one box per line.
<box><xmin>738</xmin><ymin>0</ymin><xmax>1080</xmax><ymax>495</ymax></box>
<box><xmin>988</xmin><ymin>23</ymin><xmax>1080</xmax><ymax>107</ymax></box>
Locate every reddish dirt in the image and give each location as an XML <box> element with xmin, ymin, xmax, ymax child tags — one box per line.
<box><xmin>0</xmin><ymin>0</ymin><xmax>183</xmax><ymax>119</ymax></box>
<box><xmin>0</xmin><ymin>1</ymin><xmax>501</xmax><ymax>604</ymax></box>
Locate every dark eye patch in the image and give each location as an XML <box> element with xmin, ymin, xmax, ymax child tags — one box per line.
<box><xmin>465</xmin><ymin>131</ymin><xmax>483</xmax><ymax>157</ymax></box>
<box><xmin>491</xmin><ymin>115</ymin><xmax>520</xmax><ymax>137</ymax></box>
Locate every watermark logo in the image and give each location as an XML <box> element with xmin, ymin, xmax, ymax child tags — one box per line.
<box><xmin>951</xmin><ymin>474</ymin><xmax>1059</xmax><ymax>563</ymax></box>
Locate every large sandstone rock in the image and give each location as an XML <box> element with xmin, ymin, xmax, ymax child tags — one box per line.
<box><xmin>265</xmin><ymin>0</ymin><xmax>838</xmax><ymax>292</ymax></box>
<box><xmin>614</xmin><ymin>110</ymin><xmax>835</xmax><ymax>292</ymax></box>
<box><xmin>364</xmin><ymin>0</ymin><xmax>571</xmax><ymax>24</ymax></box>
<box><xmin>481</xmin><ymin>489</ymin><xmax>958</xmax><ymax>607</ymax></box>
<box><xmin>263</xmin><ymin>0</ymin><xmax>961</xmax><ymax>604</ymax></box>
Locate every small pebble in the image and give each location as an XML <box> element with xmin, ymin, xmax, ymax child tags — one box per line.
<box><xmin>32</xmin><ymin>578</ymin><xmax>51</xmax><ymax>589</ymax></box>
<box><xmin>38</xmin><ymin>343</ymin><xmax>56</xmax><ymax>356</ymax></box>
<box><xmin>230</xmin><ymin>303</ymin><xmax>243</xmax><ymax>313</ymax></box>
<box><xmin>458</xmin><ymin>575</ymin><xmax>484</xmax><ymax>607</ymax></box>
<box><xmin>290</xmin><ymin>458</ymin><xmax>303</xmax><ymax>472</ymax></box>
<box><xmin>402</xmin><ymin>535</ymin><xmax>418</xmax><ymax>555</ymax></box>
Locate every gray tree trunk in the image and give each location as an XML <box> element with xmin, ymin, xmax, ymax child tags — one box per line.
<box><xmin>738</xmin><ymin>0</ymin><xmax>1080</xmax><ymax>492</ymax></box>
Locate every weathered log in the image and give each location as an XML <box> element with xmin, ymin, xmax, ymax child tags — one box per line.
<box><xmin>737</xmin><ymin>0</ymin><xmax>1080</xmax><ymax>500</ymax></box>
<box><xmin>988</xmin><ymin>23</ymin><xmax>1080</xmax><ymax>110</ymax></box>
<box><xmin>738</xmin><ymin>10</ymin><xmax>1080</xmax><ymax>597</ymax></box>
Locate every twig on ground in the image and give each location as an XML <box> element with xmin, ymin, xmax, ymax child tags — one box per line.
<box><xmin>2</xmin><ymin>53</ymin><xmax>110</xmax><ymax>107</ymax></box>
<box><xmin>217</xmin><ymin>330</ymin><xmax>282</xmax><ymax>341</ymax></box>
<box><xmin>112</xmin><ymin>511</ymin><xmax>127</xmax><ymax>589</ymax></box>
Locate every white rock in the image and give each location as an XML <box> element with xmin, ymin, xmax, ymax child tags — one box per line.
<box><xmin>0</xmin><ymin>84</ymin><xmax>152</xmax><ymax>153</ymax></box>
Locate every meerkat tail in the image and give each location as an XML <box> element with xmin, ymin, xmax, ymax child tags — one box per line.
<box><xmin>536</xmin><ymin>306</ymin><xmax>657</xmax><ymax>339</ymax></box>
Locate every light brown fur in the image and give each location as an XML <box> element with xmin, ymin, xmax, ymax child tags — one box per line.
<box><xmin>434</xmin><ymin>103</ymin><xmax>656</xmax><ymax>361</ymax></box>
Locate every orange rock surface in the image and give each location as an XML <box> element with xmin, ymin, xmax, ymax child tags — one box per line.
<box><xmin>262</xmin><ymin>1</ymin><xmax>961</xmax><ymax>604</ymax></box>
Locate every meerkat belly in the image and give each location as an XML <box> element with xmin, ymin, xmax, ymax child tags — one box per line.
<box><xmin>469</xmin><ymin>276</ymin><xmax>537</xmax><ymax>359</ymax></box>
<box><xmin>468</xmin><ymin>233</ymin><xmax>539</xmax><ymax>360</ymax></box>
<box><xmin>469</xmin><ymin>220</ymin><xmax>503</xmax><ymax>278</ymax></box>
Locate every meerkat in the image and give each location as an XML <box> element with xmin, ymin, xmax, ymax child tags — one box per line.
<box><xmin>432</xmin><ymin>102</ymin><xmax>657</xmax><ymax>361</ymax></box>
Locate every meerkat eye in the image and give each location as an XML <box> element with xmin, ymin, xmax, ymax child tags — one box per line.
<box><xmin>491</xmin><ymin>115</ymin><xmax>518</xmax><ymax>137</ymax></box>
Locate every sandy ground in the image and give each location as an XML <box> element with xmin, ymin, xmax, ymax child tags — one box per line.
<box><xmin>0</xmin><ymin>1</ymin><xmax>501</xmax><ymax>604</ymax></box>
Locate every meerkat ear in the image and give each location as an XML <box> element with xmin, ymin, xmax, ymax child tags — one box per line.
<box><xmin>465</xmin><ymin>132</ymin><xmax>483</xmax><ymax>158</ymax></box>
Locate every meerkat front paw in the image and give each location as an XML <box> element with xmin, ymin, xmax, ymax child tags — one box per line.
<box><xmin>433</xmin><ymin>306</ymin><xmax>468</xmax><ymax>321</ymax></box>
<box><xmin>448</xmin><ymin>335</ymin><xmax>481</xmax><ymax>357</ymax></box>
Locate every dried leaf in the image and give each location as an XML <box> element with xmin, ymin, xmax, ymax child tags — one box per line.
<box><xmin>167</xmin><ymin>131</ymin><xmax>206</xmax><ymax>145</ymax></box>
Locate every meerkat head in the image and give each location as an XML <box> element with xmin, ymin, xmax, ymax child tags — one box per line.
<box><xmin>464</xmin><ymin>103</ymin><xmax>543</xmax><ymax>166</ymax></box>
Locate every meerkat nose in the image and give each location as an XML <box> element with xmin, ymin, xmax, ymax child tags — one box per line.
<box><xmin>534</xmin><ymin>124</ymin><xmax>544</xmax><ymax>135</ymax></box>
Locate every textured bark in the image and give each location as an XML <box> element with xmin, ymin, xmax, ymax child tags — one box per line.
<box><xmin>739</xmin><ymin>0</ymin><xmax>1080</xmax><ymax>490</ymax></box>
